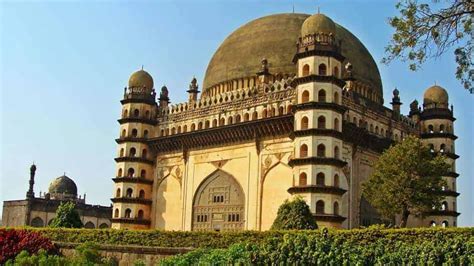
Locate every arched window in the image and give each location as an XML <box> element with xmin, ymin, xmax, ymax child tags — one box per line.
<box><xmin>160</xmin><ymin>129</ymin><xmax>164</xmax><ymax>136</ymax></box>
<box><xmin>262</xmin><ymin>109</ymin><xmax>267</xmax><ymax>118</ymax></box>
<box><xmin>440</xmin><ymin>144</ymin><xmax>446</xmax><ymax>153</ymax></box>
<box><xmin>317</xmin><ymin>144</ymin><xmax>326</xmax><ymax>157</ymax></box>
<box><xmin>429</xmin><ymin>144</ymin><xmax>435</xmax><ymax>153</ymax></box>
<box><xmin>317</xmin><ymin>116</ymin><xmax>326</xmax><ymax>129</ymax></box>
<box><xmin>198</xmin><ymin>122</ymin><xmax>203</xmax><ymax>130</ymax></box>
<box><xmin>127</xmin><ymin>168</ymin><xmax>135</xmax><ymax>177</ymax></box>
<box><xmin>145</xmin><ymin>110</ymin><xmax>150</xmax><ymax>118</ymax></box>
<box><xmin>302</xmin><ymin>90</ymin><xmax>310</xmax><ymax>103</ymax></box>
<box><xmin>220</xmin><ymin>118</ymin><xmax>225</xmax><ymax>126</ymax></box>
<box><xmin>177</xmin><ymin>126</ymin><xmax>181</xmax><ymax>134</ymax></box>
<box><xmin>300</xmin><ymin>144</ymin><xmax>308</xmax><ymax>158</ymax></box>
<box><xmin>205</xmin><ymin>120</ymin><xmax>210</xmax><ymax>129</ymax></box>
<box><xmin>183</xmin><ymin>125</ymin><xmax>188</xmax><ymax>132</ymax></box>
<box><xmin>279</xmin><ymin>106</ymin><xmax>284</xmax><ymax>115</ymax></box>
<box><xmin>235</xmin><ymin>114</ymin><xmax>241</xmax><ymax>123</ymax></box>
<box><xmin>124</xmin><ymin>209</ymin><xmax>132</xmax><ymax>218</ymax></box>
<box><xmin>191</xmin><ymin>123</ymin><xmax>196</xmax><ymax>131</ymax></box>
<box><xmin>137</xmin><ymin>210</ymin><xmax>144</xmax><ymax>219</ymax></box>
<box><xmin>142</xmin><ymin>149</ymin><xmax>147</xmax><ymax>158</ymax></box>
<box><xmin>334</xmin><ymin>146</ymin><xmax>340</xmax><ymax>159</ymax></box>
<box><xmin>442</xmin><ymin>221</ymin><xmax>448</xmax><ymax>228</ymax></box>
<box><xmin>334</xmin><ymin>174</ymin><xmax>340</xmax><ymax>187</ymax></box>
<box><xmin>117</xmin><ymin>168</ymin><xmax>123</xmax><ymax>177</ymax></box>
<box><xmin>171</xmin><ymin>127</ymin><xmax>176</xmax><ymax>134</ymax></box>
<box><xmin>114</xmin><ymin>209</ymin><xmax>119</xmax><ymax>218</ymax></box>
<box><xmin>352</xmin><ymin>117</ymin><xmax>357</xmax><ymax>124</ymax></box>
<box><xmin>287</xmin><ymin>105</ymin><xmax>293</xmax><ymax>114</ymax></box>
<box><xmin>333</xmin><ymin>202</ymin><xmax>339</xmax><ymax>215</ymax></box>
<box><xmin>359</xmin><ymin>119</ymin><xmax>363</xmax><ymax>127</ymax></box>
<box><xmin>227</xmin><ymin>116</ymin><xmax>233</xmax><ymax>124</ymax></box>
<box><xmin>302</xmin><ymin>64</ymin><xmax>310</xmax><ymax>76</ymax></box>
<box><xmin>121</xmin><ymin>129</ymin><xmax>126</xmax><ymax>137</ymax></box>
<box><xmin>143</xmin><ymin>130</ymin><xmax>149</xmax><ymax>138</ymax></box>
<box><xmin>334</xmin><ymin>91</ymin><xmax>339</xmax><ymax>104</ymax></box>
<box><xmin>430</xmin><ymin>221</ymin><xmax>436</xmax><ymax>227</ymax></box>
<box><xmin>316</xmin><ymin>200</ymin><xmax>325</xmax><ymax>214</ymax></box>
<box><xmin>301</xmin><ymin>116</ymin><xmax>309</xmax><ymax>130</ymax></box>
<box><xmin>441</xmin><ymin>201</ymin><xmax>448</xmax><ymax>211</ymax></box>
<box><xmin>333</xmin><ymin>66</ymin><xmax>339</xmax><ymax>78</ymax></box>
<box><xmin>370</xmin><ymin>124</ymin><xmax>374</xmax><ymax>132</ymax></box>
<box><xmin>299</xmin><ymin>172</ymin><xmax>307</xmax><ymax>186</ymax></box>
<box><xmin>316</xmin><ymin>173</ymin><xmax>325</xmax><ymax>186</ymax></box>
<box><xmin>318</xmin><ymin>64</ymin><xmax>327</xmax><ymax>75</ymax></box>
<box><xmin>119</xmin><ymin>148</ymin><xmax>124</xmax><ymax>157</ymax></box>
<box><xmin>270</xmin><ymin>107</ymin><xmax>276</xmax><ymax>117</ymax></box>
<box><xmin>116</xmin><ymin>188</ymin><xmax>121</xmax><ymax>198</ymax></box>
<box><xmin>212</xmin><ymin>119</ymin><xmax>218</xmax><ymax>127</ymax></box>
<box><xmin>139</xmin><ymin>190</ymin><xmax>145</xmax><ymax>198</ymax></box>
<box><xmin>318</xmin><ymin>90</ymin><xmax>326</xmax><ymax>102</ymax></box>
<box><xmin>334</xmin><ymin>118</ymin><xmax>339</xmax><ymax>131</ymax></box>
<box><xmin>244</xmin><ymin>113</ymin><xmax>249</xmax><ymax>121</ymax></box>
<box><xmin>123</xmin><ymin>109</ymin><xmax>128</xmax><ymax>117</ymax></box>
<box><xmin>428</xmin><ymin>125</ymin><xmax>434</xmax><ymax>133</ymax></box>
<box><xmin>375</xmin><ymin>126</ymin><xmax>379</xmax><ymax>135</ymax></box>
<box><xmin>126</xmin><ymin>188</ymin><xmax>133</xmax><ymax>198</ymax></box>
<box><xmin>129</xmin><ymin>147</ymin><xmax>136</xmax><ymax>157</ymax></box>
<box><xmin>133</xmin><ymin>109</ymin><xmax>139</xmax><ymax>117</ymax></box>
<box><xmin>252</xmin><ymin>111</ymin><xmax>258</xmax><ymax>120</ymax></box>
<box><xmin>131</xmin><ymin>129</ymin><xmax>138</xmax><ymax>137</ymax></box>
<box><xmin>140</xmin><ymin>170</ymin><xmax>146</xmax><ymax>178</ymax></box>
<box><xmin>439</xmin><ymin>124</ymin><xmax>445</xmax><ymax>133</ymax></box>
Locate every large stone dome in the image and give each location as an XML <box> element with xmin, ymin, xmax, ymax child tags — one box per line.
<box><xmin>203</xmin><ymin>13</ymin><xmax>383</xmax><ymax>97</ymax></box>
<box><xmin>48</xmin><ymin>175</ymin><xmax>78</xmax><ymax>196</ymax></box>
<box><xmin>128</xmin><ymin>69</ymin><xmax>154</xmax><ymax>90</ymax></box>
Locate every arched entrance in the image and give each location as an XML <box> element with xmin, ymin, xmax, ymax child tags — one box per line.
<box><xmin>192</xmin><ymin>170</ymin><xmax>244</xmax><ymax>232</ymax></box>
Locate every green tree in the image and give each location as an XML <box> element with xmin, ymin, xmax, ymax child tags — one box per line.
<box><xmin>270</xmin><ymin>196</ymin><xmax>317</xmax><ymax>230</ymax></box>
<box><xmin>382</xmin><ymin>0</ymin><xmax>473</xmax><ymax>93</ymax></box>
<box><xmin>362</xmin><ymin>136</ymin><xmax>449</xmax><ymax>227</ymax></box>
<box><xmin>49</xmin><ymin>201</ymin><xmax>83</xmax><ymax>228</ymax></box>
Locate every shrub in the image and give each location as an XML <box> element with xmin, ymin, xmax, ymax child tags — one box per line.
<box><xmin>0</xmin><ymin>229</ymin><xmax>56</xmax><ymax>264</ymax></box>
<box><xmin>271</xmin><ymin>196</ymin><xmax>317</xmax><ymax>230</ymax></box>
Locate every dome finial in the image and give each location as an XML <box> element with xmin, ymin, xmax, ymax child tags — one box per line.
<box><xmin>318</xmin><ymin>7</ymin><xmax>320</xmax><ymax>14</ymax></box>
<box><xmin>141</xmin><ymin>65</ymin><xmax>144</xmax><ymax>70</ymax></box>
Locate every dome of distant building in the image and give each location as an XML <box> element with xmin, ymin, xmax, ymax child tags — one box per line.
<box><xmin>128</xmin><ymin>69</ymin><xmax>154</xmax><ymax>90</ymax></box>
<box><xmin>423</xmin><ymin>85</ymin><xmax>449</xmax><ymax>106</ymax></box>
<box><xmin>48</xmin><ymin>175</ymin><xmax>78</xmax><ymax>196</ymax></box>
<box><xmin>203</xmin><ymin>13</ymin><xmax>383</xmax><ymax>98</ymax></box>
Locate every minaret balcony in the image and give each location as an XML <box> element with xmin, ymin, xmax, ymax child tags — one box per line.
<box><xmin>420</xmin><ymin>132</ymin><xmax>458</xmax><ymax>140</ymax></box>
<box><xmin>293</xmin><ymin>128</ymin><xmax>343</xmax><ymax>140</ymax></box>
<box><xmin>115</xmin><ymin>137</ymin><xmax>148</xmax><ymax>144</ymax></box>
<box><xmin>313</xmin><ymin>214</ymin><xmax>346</xmax><ymax>223</ymax></box>
<box><xmin>420</xmin><ymin>108</ymin><xmax>455</xmax><ymax>121</ymax></box>
<box><xmin>114</xmin><ymin>156</ymin><xmax>154</xmax><ymax>165</ymax></box>
<box><xmin>445</xmin><ymin>172</ymin><xmax>460</xmax><ymax>178</ymax></box>
<box><xmin>292</xmin><ymin>74</ymin><xmax>346</xmax><ymax>88</ymax></box>
<box><xmin>118</xmin><ymin>116</ymin><xmax>158</xmax><ymax>126</ymax></box>
<box><xmin>434</xmin><ymin>190</ymin><xmax>460</xmax><ymax>197</ymax></box>
<box><xmin>112</xmin><ymin>177</ymin><xmax>153</xmax><ymax>185</ymax></box>
<box><xmin>294</xmin><ymin>101</ymin><xmax>347</xmax><ymax>114</ymax></box>
<box><xmin>111</xmin><ymin>218</ymin><xmax>151</xmax><ymax>225</ymax></box>
<box><xmin>426</xmin><ymin>210</ymin><xmax>460</xmax><ymax>217</ymax></box>
<box><xmin>288</xmin><ymin>185</ymin><xmax>346</xmax><ymax>196</ymax></box>
<box><xmin>111</xmin><ymin>197</ymin><xmax>152</xmax><ymax>205</ymax></box>
<box><xmin>288</xmin><ymin>157</ymin><xmax>347</xmax><ymax>168</ymax></box>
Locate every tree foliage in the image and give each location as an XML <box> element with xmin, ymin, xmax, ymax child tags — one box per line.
<box><xmin>49</xmin><ymin>201</ymin><xmax>83</xmax><ymax>228</ymax></box>
<box><xmin>362</xmin><ymin>135</ymin><xmax>449</xmax><ymax>227</ymax></box>
<box><xmin>270</xmin><ymin>196</ymin><xmax>317</xmax><ymax>230</ymax></box>
<box><xmin>383</xmin><ymin>0</ymin><xmax>473</xmax><ymax>92</ymax></box>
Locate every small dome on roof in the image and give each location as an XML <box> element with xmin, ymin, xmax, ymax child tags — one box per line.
<box><xmin>48</xmin><ymin>175</ymin><xmax>78</xmax><ymax>196</ymax></box>
<box><xmin>423</xmin><ymin>85</ymin><xmax>449</xmax><ymax>106</ymax></box>
<box><xmin>301</xmin><ymin>13</ymin><xmax>336</xmax><ymax>37</ymax></box>
<box><xmin>128</xmin><ymin>69</ymin><xmax>154</xmax><ymax>90</ymax></box>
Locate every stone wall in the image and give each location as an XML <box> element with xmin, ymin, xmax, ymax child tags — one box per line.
<box><xmin>56</xmin><ymin>242</ymin><xmax>192</xmax><ymax>266</ymax></box>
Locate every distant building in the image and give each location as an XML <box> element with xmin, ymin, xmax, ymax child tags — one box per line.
<box><xmin>111</xmin><ymin>12</ymin><xmax>459</xmax><ymax>231</ymax></box>
<box><xmin>2</xmin><ymin>164</ymin><xmax>112</xmax><ymax>228</ymax></box>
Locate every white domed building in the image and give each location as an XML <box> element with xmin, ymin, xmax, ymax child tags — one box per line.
<box><xmin>111</xmin><ymin>13</ymin><xmax>459</xmax><ymax>230</ymax></box>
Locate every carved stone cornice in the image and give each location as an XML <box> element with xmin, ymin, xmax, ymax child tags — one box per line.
<box><xmin>112</xmin><ymin>177</ymin><xmax>153</xmax><ymax>185</ymax></box>
<box><xmin>148</xmin><ymin>115</ymin><xmax>294</xmax><ymax>154</ymax></box>
<box><xmin>288</xmin><ymin>185</ymin><xmax>346</xmax><ymax>196</ymax></box>
<box><xmin>294</xmin><ymin>101</ymin><xmax>347</xmax><ymax>114</ymax></box>
<box><xmin>114</xmin><ymin>156</ymin><xmax>154</xmax><ymax>165</ymax></box>
<box><xmin>288</xmin><ymin>157</ymin><xmax>347</xmax><ymax>167</ymax></box>
<box><xmin>425</xmin><ymin>210</ymin><xmax>460</xmax><ymax>217</ymax></box>
<box><xmin>292</xmin><ymin>75</ymin><xmax>346</xmax><ymax>88</ymax></box>
<box><xmin>115</xmin><ymin>137</ymin><xmax>148</xmax><ymax>144</ymax></box>
<box><xmin>111</xmin><ymin>197</ymin><xmax>152</xmax><ymax>205</ymax></box>
<box><xmin>341</xmin><ymin>122</ymin><xmax>394</xmax><ymax>154</ymax></box>
<box><xmin>420</xmin><ymin>132</ymin><xmax>458</xmax><ymax>140</ymax></box>
<box><xmin>111</xmin><ymin>218</ymin><xmax>151</xmax><ymax>225</ymax></box>
<box><xmin>118</xmin><ymin>117</ymin><xmax>158</xmax><ymax>126</ymax></box>
<box><xmin>292</xmin><ymin>128</ymin><xmax>343</xmax><ymax>140</ymax></box>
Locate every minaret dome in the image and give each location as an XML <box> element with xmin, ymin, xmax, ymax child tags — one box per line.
<box><xmin>128</xmin><ymin>69</ymin><xmax>154</xmax><ymax>90</ymax></box>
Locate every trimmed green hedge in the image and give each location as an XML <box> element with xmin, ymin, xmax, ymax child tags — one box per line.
<box><xmin>15</xmin><ymin>226</ymin><xmax>474</xmax><ymax>250</ymax></box>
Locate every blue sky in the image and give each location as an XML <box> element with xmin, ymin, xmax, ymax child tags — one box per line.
<box><xmin>1</xmin><ymin>0</ymin><xmax>472</xmax><ymax>226</ymax></box>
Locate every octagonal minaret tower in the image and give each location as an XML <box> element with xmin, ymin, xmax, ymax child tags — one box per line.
<box><xmin>111</xmin><ymin>69</ymin><xmax>157</xmax><ymax>229</ymax></box>
<box><xmin>419</xmin><ymin>85</ymin><xmax>459</xmax><ymax>227</ymax></box>
<box><xmin>288</xmin><ymin>13</ymin><xmax>348</xmax><ymax>228</ymax></box>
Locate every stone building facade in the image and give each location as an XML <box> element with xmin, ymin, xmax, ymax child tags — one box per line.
<box><xmin>111</xmin><ymin>13</ymin><xmax>460</xmax><ymax>230</ymax></box>
<box><xmin>2</xmin><ymin>164</ymin><xmax>112</xmax><ymax>228</ymax></box>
